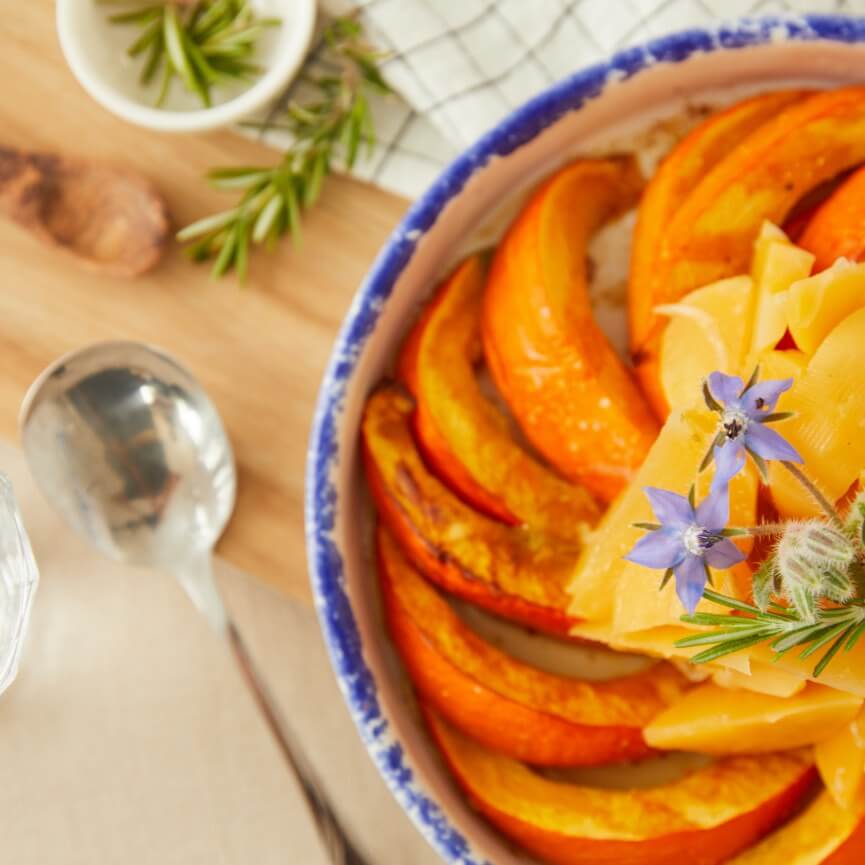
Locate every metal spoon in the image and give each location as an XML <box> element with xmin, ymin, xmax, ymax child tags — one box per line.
<box><xmin>20</xmin><ymin>340</ymin><xmax>370</xmax><ymax>865</ymax></box>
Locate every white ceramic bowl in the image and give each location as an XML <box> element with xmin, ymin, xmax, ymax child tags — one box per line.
<box><xmin>306</xmin><ymin>16</ymin><xmax>865</xmax><ymax>865</ymax></box>
<box><xmin>56</xmin><ymin>0</ymin><xmax>316</xmax><ymax>132</ymax></box>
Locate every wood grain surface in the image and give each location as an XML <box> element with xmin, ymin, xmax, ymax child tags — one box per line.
<box><xmin>0</xmin><ymin>4</ymin><xmax>408</xmax><ymax>599</ymax></box>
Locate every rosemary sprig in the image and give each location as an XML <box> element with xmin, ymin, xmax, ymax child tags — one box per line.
<box><xmin>675</xmin><ymin>589</ymin><xmax>865</xmax><ymax>678</ymax></box>
<box><xmin>177</xmin><ymin>16</ymin><xmax>392</xmax><ymax>280</ymax></box>
<box><xmin>104</xmin><ymin>0</ymin><xmax>278</xmax><ymax>107</ymax></box>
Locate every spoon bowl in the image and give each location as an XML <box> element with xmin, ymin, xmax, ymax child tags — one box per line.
<box><xmin>20</xmin><ymin>340</ymin><xmax>373</xmax><ymax>865</ymax></box>
<box><xmin>20</xmin><ymin>341</ymin><xmax>235</xmax><ymax>625</ymax></box>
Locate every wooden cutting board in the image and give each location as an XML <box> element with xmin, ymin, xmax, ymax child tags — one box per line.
<box><xmin>0</xmin><ymin>3</ymin><xmax>409</xmax><ymax>600</ymax></box>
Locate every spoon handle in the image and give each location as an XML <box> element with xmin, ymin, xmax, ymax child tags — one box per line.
<box><xmin>175</xmin><ymin>553</ymin><xmax>372</xmax><ymax>865</ymax></box>
<box><xmin>226</xmin><ymin>621</ymin><xmax>374</xmax><ymax>865</ymax></box>
<box><xmin>174</xmin><ymin>551</ymin><xmax>229</xmax><ymax>633</ymax></box>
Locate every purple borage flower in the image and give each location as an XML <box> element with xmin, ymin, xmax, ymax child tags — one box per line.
<box><xmin>624</xmin><ymin>484</ymin><xmax>745</xmax><ymax>614</ymax></box>
<box><xmin>703</xmin><ymin>369</ymin><xmax>803</xmax><ymax>488</ymax></box>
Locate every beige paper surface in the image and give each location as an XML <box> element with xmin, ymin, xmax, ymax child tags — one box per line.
<box><xmin>0</xmin><ymin>441</ymin><xmax>440</xmax><ymax>865</ymax></box>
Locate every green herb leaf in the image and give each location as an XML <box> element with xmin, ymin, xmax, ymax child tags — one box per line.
<box><xmin>845</xmin><ymin>616</ymin><xmax>865</xmax><ymax>651</ymax></box>
<box><xmin>688</xmin><ymin>629</ymin><xmax>779</xmax><ymax>665</ymax></box>
<box><xmin>252</xmin><ymin>194</ymin><xmax>282</xmax><ymax>244</ymax></box>
<box><xmin>799</xmin><ymin>621</ymin><xmax>852</xmax><ymax>659</ymax></box>
<box><xmin>106</xmin><ymin>0</ymin><xmax>278</xmax><ymax>109</ymax></box>
<box><xmin>814</xmin><ymin>628</ymin><xmax>853</xmax><ymax>677</ymax></box>
<box><xmin>177</xmin><ymin>14</ymin><xmax>393</xmax><ymax>280</ymax></box>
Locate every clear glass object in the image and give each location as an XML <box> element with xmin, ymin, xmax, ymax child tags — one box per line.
<box><xmin>0</xmin><ymin>474</ymin><xmax>38</xmax><ymax>695</ymax></box>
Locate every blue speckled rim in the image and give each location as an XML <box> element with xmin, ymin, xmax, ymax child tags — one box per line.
<box><xmin>306</xmin><ymin>14</ymin><xmax>865</xmax><ymax>865</ymax></box>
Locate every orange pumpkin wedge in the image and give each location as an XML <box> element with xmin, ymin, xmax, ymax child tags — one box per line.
<box><xmin>799</xmin><ymin>164</ymin><xmax>865</xmax><ymax>271</ymax></box>
<box><xmin>728</xmin><ymin>793</ymin><xmax>865</xmax><ymax>865</ymax></box>
<box><xmin>362</xmin><ymin>386</ymin><xmax>578</xmax><ymax>634</ymax></box>
<box><xmin>396</xmin><ymin>261</ymin><xmax>516</xmax><ymax>524</ymax></box>
<box><xmin>483</xmin><ymin>156</ymin><xmax>657</xmax><ymax>503</ymax></box>
<box><xmin>426</xmin><ymin>710</ymin><xmax>816</xmax><ymax>865</ymax></box>
<box><xmin>400</xmin><ymin>255</ymin><xmax>601</xmax><ymax>541</ymax></box>
<box><xmin>825</xmin><ymin>814</ymin><xmax>865</xmax><ymax>865</ymax></box>
<box><xmin>634</xmin><ymin>86</ymin><xmax>865</xmax><ymax>402</ymax></box>
<box><xmin>629</xmin><ymin>88</ymin><xmax>807</xmax><ymax>406</ymax></box>
<box><xmin>379</xmin><ymin>527</ymin><xmax>687</xmax><ymax>766</ymax></box>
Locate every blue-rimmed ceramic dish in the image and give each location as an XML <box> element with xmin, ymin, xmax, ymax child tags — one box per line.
<box><xmin>306</xmin><ymin>16</ymin><xmax>865</xmax><ymax>864</ymax></box>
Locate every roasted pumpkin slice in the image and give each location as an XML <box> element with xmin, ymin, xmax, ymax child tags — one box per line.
<box><xmin>400</xmin><ymin>255</ymin><xmax>600</xmax><ymax>541</ymax></box>
<box><xmin>629</xmin><ymin>88</ymin><xmax>806</xmax><ymax>412</ymax></box>
<box><xmin>728</xmin><ymin>793</ymin><xmax>865</xmax><ymax>865</ymax></box>
<box><xmin>396</xmin><ymin>259</ymin><xmax>517</xmax><ymax>524</ymax></box>
<box><xmin>379</xmin><ymin>527</ymin><xmax>687</xmax><ymax>766</ymax></box>
<box><xmin>362</xmin><ymin>386</ymin><xmax>578</xmax><ymax>634</ymax></box>
<box><xmin>799</xmin><ymin>164</ymin><xmax>865</xmax><ymax>271</ymax></box>
<box><xmin>483</xmin><ymin>156</ymin><xmax>657</xmax><ymax>503</ymax></box>
<box><xmin>426</xmin><ymin>710</ymin><xmax>816</xmax><ymax>865</ymax></box>
<box><xmin>634</xmin><ymin>86</ymin><xmax>865</xmax><ymax>401</ymax></box>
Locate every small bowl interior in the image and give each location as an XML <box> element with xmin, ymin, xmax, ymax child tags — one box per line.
<box><xmin>57</xmin><ymin>0</ymin><xmax>315</xmax><ymax>129</ymax></box>
<box><xmin>317</xmin><ymin>32</ymin><xmax>865</xmax><ymax>865</ymax></box>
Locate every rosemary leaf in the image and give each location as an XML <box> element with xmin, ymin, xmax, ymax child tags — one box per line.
<box><xmin>184</xmin><ymin>32</ymin><xmax>220</xmax><ymax>88</ymax></box>
<box><xmin>106</xmin><ymin>0</ymin><xmax>275</xmax><ymax>107</ymax></box>
<box><xmin>814</xmin><ymin>628</ymin><xmax>853</xmax><ymax>677</ymax></box>
<box><xmin>845</xmin><ymin>616</ymin><xmax>865</xmax><ymax>651</ymax></box>
<box><xmin>701</xmin><ymin>589</ymin><xmax>764</xmax><ymax>615</ymax></box>
<box><xmin>681</xmin><ymin>612</ymin><xmax>762</xmax><ymax>627</ymax></box>
<box><xmin>770</xmin><ymin>618</ymin><xmax>829</xmax><ymax>653</ymax></box>
<box><xmin>176</xmin><ymin>207</ymin><xmax>242</xmax><ymax>242</ymax></box>
<box><xmin>209</xmin><ymin>170</ymin><xmax>273</xmax><ymax>191</ymax></box>
<box><xmin>306</xmin><ymin>149</ymin><xmax>328</xmax><ymax>206</ymax></box>
<box><xmin>209</xmin><ymin>165</ymin><xmax>272</xmax><ymax>179</ymax></box>
<box><xmin>128</xmin><ymin>21</ymin><xmax>161</xmax><ymax>57</ymax></box>
<box><xmin>194</xmin><ymin>0</ymin><xmax>234</xmax><ymax>38</ymax></box>
<box><xmin>676</xmin><ymin>626</ymin><xmax>771</xmax><ymax>648</ymax></box>
<box><xmin>164</xmin><ymin>6</ymin><xmax>198</xmax><ymax>95</ymax></box>
<box><xmin>689</xmin><ymin>630</ymin><xmax>780</xmax><ymax>664</ymax></box>
<box><xmin>110</xmin><ymin>7</ymin><xmax>162</xmax><ymax>26</ymax></box>
<box><xmin>211</xmin><ymin>224</ymin><xmax>239</xmax><ymax>278</ymax></box>
<box><xmin>140</xmin><ymin>29</ymin><xmax>164</xmax><ymax>85</ymax></box>
<box><xmin>252</xmin><ymin>194</ymin><xmax>282</xmax><ymax>243</ymax></box>
<box><xmin>235</xmin><ymin>220</ymin><xmax>250</xmax><ymax>283</ymax></box>
<box><xmin>178</xmin><ymin>14</ymin><xmax>393</xmax><ymax>279</ymax></box>
<box><xmin>799</xmin><ymin>621</ymin><xmax>853</xmax><ymax>659</ymax></box>
<box><xmin>156</xmin><ymin>53</ymin><xmax>173</xmax><ymax>106</ymax></box>
<box><xmin>285</xmin><ymin>179</ymin><xmax>301</xmax><ymax>245</ymax></box>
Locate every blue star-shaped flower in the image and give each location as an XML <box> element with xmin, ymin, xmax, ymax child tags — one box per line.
<box><xmin>706</xmin><ymin>370</ymin><xmax>802</xmax><ymax>488</ymax></box>
<box><xmin>624</xmin><ymin>484</ymin><xmax>745</xmax><ymax>614</ymax></box>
